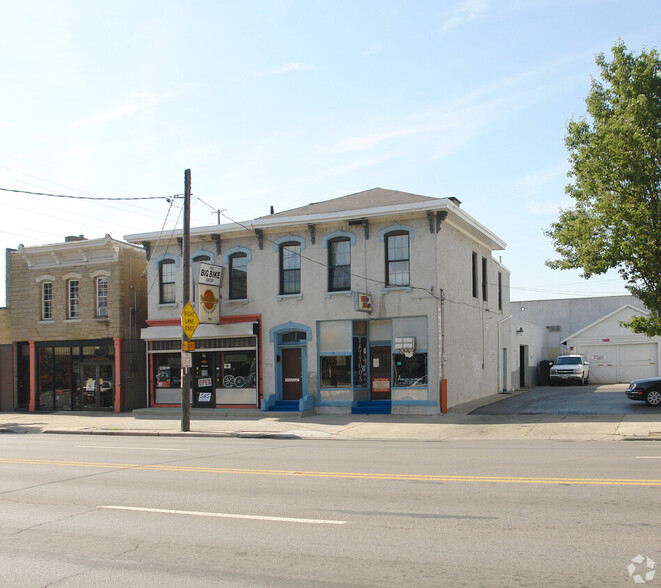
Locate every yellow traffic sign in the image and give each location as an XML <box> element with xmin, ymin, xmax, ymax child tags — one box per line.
<box><xmin>182</xmin><ymin>340</ymin><xmax>196</xmax><ymax>351</ymax></box>
<box><xmin>181</xmin><ymin>301</ymin><xmax>199</xmax><ymax>339</ymax></box>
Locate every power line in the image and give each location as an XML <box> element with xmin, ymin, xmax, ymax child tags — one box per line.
<box><xmin>0</xmin><ymin>186</ymin><xmax>182</xmax><ymax>201</ymax></box>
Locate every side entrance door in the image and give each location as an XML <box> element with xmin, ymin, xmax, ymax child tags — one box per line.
<box><xmin>193</xmin><ymin>353</ymin><xmax>215</xmax><ymax>407</ymax></box>
<box><xmin>281</xmin><ymin>347</ymin><xmax>303</xmax><ymax>400</ymax></box>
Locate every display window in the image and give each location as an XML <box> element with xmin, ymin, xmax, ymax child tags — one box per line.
<box><xmin>320</xmin><ymin>355</ymin><xmax>352</xmax><ymax>388</ymax></box>
<box><xmin>216</xmin><ymin>350</ymin><xmax>256</xmax><ymax>388</ymax></box>
<box><xmin>154</xmin><ymin>353</ymin><xmax>182</xmax><ymax>389</ymax></box>
<box><xmin>393</xmin><ymin>353</ymin><xmax>428</xmax><ymax>387</ymax></box>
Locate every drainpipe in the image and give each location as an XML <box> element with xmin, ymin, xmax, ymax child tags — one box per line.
<box><xmin>497</xmin><ymin>315</ymin><xmax>511</xmax><ymax>393</ymax></box>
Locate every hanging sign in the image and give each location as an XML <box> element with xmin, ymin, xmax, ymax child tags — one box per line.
<box><xmin>198</xmin><ymin>262</ymin><xmax>223</xmax><ymax>286</ymax></box>
<box><xmin>355</xmin><ymin>292</ymin><xmax>372</xmax><ymax>313</ymax></box>
<box><xmin>198</xmin><ymin>285</ymin><xmax>220</xmax><ymax>324</ymax></box>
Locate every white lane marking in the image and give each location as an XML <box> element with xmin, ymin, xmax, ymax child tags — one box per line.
<box><xmin>76</xmin><ymin>446</ymin><xmax>185</xmax><ymax>451</ymax></box>
<box><xmin>636</xmin><ymin>456</ymin><xmax>661</xmax><ymax>459</ymax></box>
<box><xmin>98</xmin><ymin>505</ymin><xmax>346</xmax><ymax>525</ymax></box>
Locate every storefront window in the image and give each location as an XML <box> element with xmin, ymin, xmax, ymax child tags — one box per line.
<box><xmin>393</xmin><ymin>353</ymin><xmax>427</xmax><ymax>387</ymax></box>
<box><xmin>154</xmin><ymin>353</ymin><xmax>182</xmax><ymax>389</ymax></box>
<box><xmin>38</xmin><ymin>348</ymin><xmax>54</xmax><ymax>410</ymax></box>
<box><xmin>321</xmin><ymin>356</ymin><xmax>352</xmax><ymax>388</ymax></box>
<box><xmin>216</xmin><ymin>350</ymin><xmax>256</xmax><ymax>388</ymax></box>
<box><xmin>54</xmin><ymin>347</ymin><xmax>72</xmax><ymax>410</ymax></box>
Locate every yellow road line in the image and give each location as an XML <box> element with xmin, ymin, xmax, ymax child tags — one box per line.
<box><xmin>1</xmin><ymin>458</ymin><xmax>660</xmax><ymax>486</ymax></box>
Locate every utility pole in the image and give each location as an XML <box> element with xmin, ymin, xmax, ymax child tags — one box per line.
<box><xmin>181</xmin><ymin>169</ymin><xmax>191</xmax><ymax>432</ymax></box>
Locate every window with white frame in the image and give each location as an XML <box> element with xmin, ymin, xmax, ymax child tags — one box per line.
<box><xmin>385</xmin><ymin>231</ymin><xmax>410</xmax><ymax>287</ymax></box>
<box><xmin>41</xmin><ymin>282</ymin><xmax>53</xmax><ymax>320</ymax></box>
<box><xmin>159</xmin><ymin>259</ymin><xmax>176</xmax><ymax>304</ymax></box>
<box><xmin>229</xmin><ymin>252</ymin><xmax>247</xmax><ymax>299</ymax></box>
<box><xmin>68</xmin><ymin>280</ymin><xmax>79</xmax><ymax>319</ymax></box>
<box><xmin>279</xmin><ymin>242</ymin><xmax>301</xmax><ymax>295</ymax></box>
<box><xmin>328</xmin><ymin>237</ymin><xmax>351</xmax><ymax>292</ymax></box>
<box><xmin>96</xmin><ymin>277</ymin><xmax>108</xmax><ymax>317</ymax></box>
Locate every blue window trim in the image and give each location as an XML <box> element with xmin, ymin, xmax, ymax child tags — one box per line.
<box><xmin>273</xmin><ymin>234</ymin><xmax>306</xmax><ymax>252</ymax></box>
<box><xmin>321</xmin><ymin>230</ymin><xmax>356</xmax><ymax>248</ymax></box>
<box><xmin>269</xmin><ymin>322</ymin><xmax>312</xmax><ymax>343</ymax></box>
<box><xmin>152</xmin><ymin>253</ymin><xmax>179</xmax><ymax>268</ymax></box>
<box><xmin>191</xmin><ymin>249</ymin><xmax>215</xmax><ymax>264</ymax></box>
<box><xmin>377</xmin><ymin>223</ymin><xmax>414</xmax><ymax>243</ymax></box>
<box><xmin>223</xmin><ymin>246</ymin><xmax>252</xmax><ymax>264</ymax></box>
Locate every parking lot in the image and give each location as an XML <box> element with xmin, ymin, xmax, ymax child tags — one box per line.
<box><xmin>469</xmin><ymin>383</ymin><xmax>661</xmax><ymax>415</ymax></box>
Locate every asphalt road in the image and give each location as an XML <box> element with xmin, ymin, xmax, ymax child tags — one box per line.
<box><xmin>470</xmin><ymin>384</ymin><xmax>661</xmax><ymax>415</ymax></box>
<box><xmin>1</xmin><ymin>434</ymin><xmax>659</xmax><ymax>586</ymax></box>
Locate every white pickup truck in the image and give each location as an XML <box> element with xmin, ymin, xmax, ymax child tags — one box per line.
<box><xmin>549</xmin><ymin>355</ymin><xmax>590</xmax><ymax>386</ymax></box>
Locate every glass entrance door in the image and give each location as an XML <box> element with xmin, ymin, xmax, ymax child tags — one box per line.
<box><xmin>81</xmin><ymin>363</ymin><xmax>114</xmax><ymax>409</ymax></box>
<box><xmin>193</xmin><ymin>352</ymin><xmax>215</xmax><ymax>407</ymax></box>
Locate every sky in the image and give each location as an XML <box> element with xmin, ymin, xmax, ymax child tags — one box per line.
<box><xmin>1</xmin><ymin>0</ymin><xmax>659</xmax><ymax>307</ymax></box>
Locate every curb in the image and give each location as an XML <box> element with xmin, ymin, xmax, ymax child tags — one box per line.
<box><xmin>42</xmin><ymin>429</ymin><xmax>307</xmax><ymax>440</ymax></box>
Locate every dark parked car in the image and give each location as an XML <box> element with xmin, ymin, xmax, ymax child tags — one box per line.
<box><xmin>626</xmin><ymin>378</ymin><xmax>661</xmax><ymax>406</ymax></box>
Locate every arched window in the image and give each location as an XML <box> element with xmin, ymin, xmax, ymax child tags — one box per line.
<box><xmin>159</xmin><ymin>259</ymin><xmax>176</xmax><ymax>304</ymax></box>
<box><xmin>328</xmin><ymin>237</ymin><xmax>351</xmax><ymax>292</ymax></box>
<box><xmin>385</xmin><ymin>231</ymin><xmax>410</xmax><ymax>287</ymax></box>
<box><xmin>229</xmin><ymin>252</ymin><xmax>248</xmax><ymax>300</ymax></box>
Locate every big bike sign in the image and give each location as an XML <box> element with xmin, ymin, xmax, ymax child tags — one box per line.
<box><xmin>197</xmin><ymin>262</ymin><xmax>222</xmax><ymax>324</ymax></box>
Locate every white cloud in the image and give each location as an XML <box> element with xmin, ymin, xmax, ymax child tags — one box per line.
<box><xmin>363</xmin><ymin>43</ymin><xmax>384</xmax><ymax>56</ymax></box>
<box><xmin>259</xmin><ymin>62</ymin><xmax>314</xmax><ymax>76</ymax></box>
<box><xmin>71</xmin><ymin>92</ymin><xmax>175</xmax><ymax>128</ymax></box>
<box><xmin>442</xmin><ymin>0</ymin><xmax>488</xmax><ymax>32</ymax></box>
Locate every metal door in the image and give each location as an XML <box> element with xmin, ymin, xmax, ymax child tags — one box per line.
<box><xmin>370</xmin><ymin>345</ymin><xmax>391</xmax><ymax>400</ymax></box>
<box><xmin>193</xmin><ymin>353</ymin><xmax>215</xmax><ymax>407</ymax></box>
<box><xmin>281</xmin><ymin>348</ymin><xmax>302</xmax><ymax>400</ymax></box>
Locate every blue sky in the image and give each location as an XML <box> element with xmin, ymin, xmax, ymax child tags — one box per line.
<box><xmin>1</xmin><ymin>0</ymin><xmax>659</xmax><ymax>306</ymax></box>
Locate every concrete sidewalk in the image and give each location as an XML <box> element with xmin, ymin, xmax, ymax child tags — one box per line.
<box><xmin>2</xmin><ymin>391</ymin><xmax>660</xmax><ymax>441</ymax></box>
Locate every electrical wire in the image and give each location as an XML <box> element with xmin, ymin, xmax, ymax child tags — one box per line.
<box><xmin>0</xmin><ymin>186</ymin><xmax>182</xmax><ymax>201</ymax></box>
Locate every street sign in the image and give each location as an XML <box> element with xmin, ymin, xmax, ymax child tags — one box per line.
<box><xmin>181</xmin><ymin>351</ymin><xmax>192</xmax><ymax>368</ymax></box>
<box><xmin>182</xmin><ymin>340</ymin><xmax>196</xmax><ymax>351</ymax></box>
<box><xmin>181</xmin><ymin>301</ymin><xmax>200</xmax><ymax>339</ymax></box>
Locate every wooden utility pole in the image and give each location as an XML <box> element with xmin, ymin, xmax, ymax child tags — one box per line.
<box><xmin>181</xmin><ymin>169</ymin><xmax>192</xmax><ymax>432</ymax></box>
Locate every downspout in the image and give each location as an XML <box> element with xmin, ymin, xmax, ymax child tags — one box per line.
<box><xmin>497</xmin><ymin>315</ymin><xmax>511</xmax><ymax>394</ymax></box>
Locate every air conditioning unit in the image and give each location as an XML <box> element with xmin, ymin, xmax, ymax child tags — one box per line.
<box><xmin>98</xmin><ymin>306</ymin><xmax>108</xmax><ymax>317</ymax></box>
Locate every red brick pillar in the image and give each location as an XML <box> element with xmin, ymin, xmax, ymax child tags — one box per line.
<box><xmin>113</xmin><ymin>338</ymin><xmax>124</xmax><ymax>413</ymax></box>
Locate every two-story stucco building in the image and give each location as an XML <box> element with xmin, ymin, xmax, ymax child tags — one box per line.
<box><xmin>126</xmin><ymin>188</ymin><xmax>512</xmax><ymax>414</ymax></box>
<box><xmin>6</xmin><ymin>235</ymin><xmax>148</xmax><ymax>412</ymax></box>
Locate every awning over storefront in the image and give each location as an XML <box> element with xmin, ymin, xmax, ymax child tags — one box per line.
<box><xmin>141</xmin><ymin>322</ymin><xmax>255</xmax><ymax>340</ymax></box>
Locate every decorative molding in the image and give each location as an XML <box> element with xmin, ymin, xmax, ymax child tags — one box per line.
<box><xmin>269</xmin><ymin>321</ymin><xmax>312</xmax><ymax>343</ymax></box>
<box><xmin>321</xmin><ymin>230</ymin><xmax>356</xmax><ymax>248</ymax></box>
<box><xmin>378</xmin><ymin>222</ymin><xmax>414</xmax><ymax>242</ymax></box>
<box><xmin>272</xmin><ymin>234</ymin><xmax>306</xmax><ymax>252</ymax></box>
<box><xmin>223</xmin><ymin>246</ymin><xmax>252</xmax><ymax>264</ymax></box>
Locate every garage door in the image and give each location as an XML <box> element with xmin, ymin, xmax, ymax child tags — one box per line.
<box><xmin>581</xmin><ymin>343</ymin><xmax>658</xmax><ymax>383</ymax></box>
<box><xmin>618</xmin><ymin>343</ymin><xmax>658</xmax><ymax>382</ymax></box>
<box><xmin>582</xmin><ymin>345</ymin><xmax>617</xmax><ymax>384</ymax></box>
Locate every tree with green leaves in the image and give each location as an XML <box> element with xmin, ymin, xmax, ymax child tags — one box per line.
<box><xmin>546</xmin><ymin>40</ymin><xmax>661</xmax><ymax>335</ymax></box>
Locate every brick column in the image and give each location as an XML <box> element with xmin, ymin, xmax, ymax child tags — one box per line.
<box><xmin>113</xmin><ymin>337</ymin><xmax>124</xmax><ymax>413</ymax></box>
<box><xmin>29</xmin><ymin>341</ymin><xmax>36</xmax><ymax>412</ymax></box>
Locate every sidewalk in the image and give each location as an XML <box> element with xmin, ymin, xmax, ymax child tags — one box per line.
<box><xmin>2</xmin><ymin>392</ymin><xmax>660</xmax><ymax>441</ymax></box>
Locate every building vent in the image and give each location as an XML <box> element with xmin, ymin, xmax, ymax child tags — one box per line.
<box><xmin>547</xmin><ymin>325</ymin><xmax>560</xmax><ymax>332</ymax></box>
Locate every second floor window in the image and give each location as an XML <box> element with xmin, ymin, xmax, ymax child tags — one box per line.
<box><xmin>41</xmin><ymin>282</ymin><xmax>52</xmax><ymax>320</ymax></box>
<box><xmin>385</xmin><ymin>231</ymin><xmax>410</xmax><ymax>287</ymax></box>
<box><xmin>68</xmin><ymin>280</ymin><xmax>79</xmax><ymax>319</ymax></box>
<box><xmin>97</xmin><ymin>277</ymin><xmax>108</xmax><ymax>317</ymax></box>
<box><xmin>328</xmin><ymin>238</ymin><xmax>351</xmax><ymax>292</ymax></box>
<box><xmin>279</xmin><ymin>242</ymin><xmax>301</xmax><ymax>295</ymax></box>
<box><xmin>229</xmin><ymin>252</ymin><xmax>247</xmax><ymax>299</ymax></box>
<box><xmin>159</xmin><ymin>259</ymin><xmax>176</xmax><ymax>304</ymax></box>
